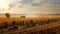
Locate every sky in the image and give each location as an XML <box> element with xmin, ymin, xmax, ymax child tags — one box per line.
<box><xmin>0</xmin><ymin>0</ymin><xmax>60</xmax><ymax>14</ymax></box>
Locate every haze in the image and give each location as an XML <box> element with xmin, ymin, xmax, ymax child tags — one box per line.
<box><xmin>0</xmin><ymin>0</ymin><xmax>60</xmax><ymax>14</ymax></box>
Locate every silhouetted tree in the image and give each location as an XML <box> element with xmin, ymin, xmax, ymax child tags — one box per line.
<box><xmin>5</xmin><ymin>13</ymin><xmax>10</xmax><ymax>18</ymax></box>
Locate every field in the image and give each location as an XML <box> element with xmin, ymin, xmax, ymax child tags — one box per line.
<box><xmin>0</xmin><ymin>15</ymin><xmax>60</xmax><ymax>34</ymax></box>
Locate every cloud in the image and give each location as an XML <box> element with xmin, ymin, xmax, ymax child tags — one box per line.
<box><xmin>10</xmin><ymin>3</ymin><xmax>60</xmax><ymax>14</ymax></box>
<box><xmin>33</xmin><ymin>0</ymin><xmax>41</xmax><ymax>3</ymax></box>
<box><xmin>9</xmin><ymin>0</ymin><xmax>22</xmax><ymax>4</ymax></box>
<box><xmin>0</xmin><ymin>0</ymin><xmax>60</xmax><ymax>14</ymax></box>
<box><xmin>21</xmin><ymin>0</ymin><xmax>33</xmax><ymax>3</ymax></box>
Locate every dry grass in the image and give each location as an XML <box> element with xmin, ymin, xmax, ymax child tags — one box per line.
<box><xmin>0</xmin><ymin>15</ymin><xmax>60</xmax><ymax>24</ymax></box>
<box><xmin>0</xmin><ymin>15</ymin><xmax>60</xmax><ymax>34</ymax></box>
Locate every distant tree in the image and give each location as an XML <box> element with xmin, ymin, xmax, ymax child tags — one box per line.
<box><xmin>5</xmin><ymin>13</ymin><xmax>10</xmax><ymax>18</ymax></box>
<box><xmin>20</xmin><ymin>16</ymin><xmax>25</xmax><ymax>18</ymax></box>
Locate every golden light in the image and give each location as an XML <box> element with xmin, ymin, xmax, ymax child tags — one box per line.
<box><xmin>0</xmin><ymin>0</ymin><xmax>10</xmax><ymax>13</ymax></box>
<box><xmin>4</xmin><ymin>10</ymin><xmax>10</xmax><ymax>13</ymax></box>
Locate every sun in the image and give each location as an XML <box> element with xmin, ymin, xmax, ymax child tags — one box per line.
<box><xmin>0</xmin><ymin>0</ymin><xmax>10</xmax><ymax>13</ymax></box>
<box><xmin>0</xmin><ymin>0</ymin><xmax>10</xmax><ymax>10</ymax></box>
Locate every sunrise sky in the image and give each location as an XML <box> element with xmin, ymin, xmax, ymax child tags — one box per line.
<box><xmin>0</xmin><ymin>0</ymin><xmax>60</xmax><ymax>14</ymax></box>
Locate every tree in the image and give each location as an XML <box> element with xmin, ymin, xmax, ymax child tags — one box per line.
<box><xmin>5</xmin><ymin>13</ymin><xmax>10</xmax><ymax>18</ymax></box>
